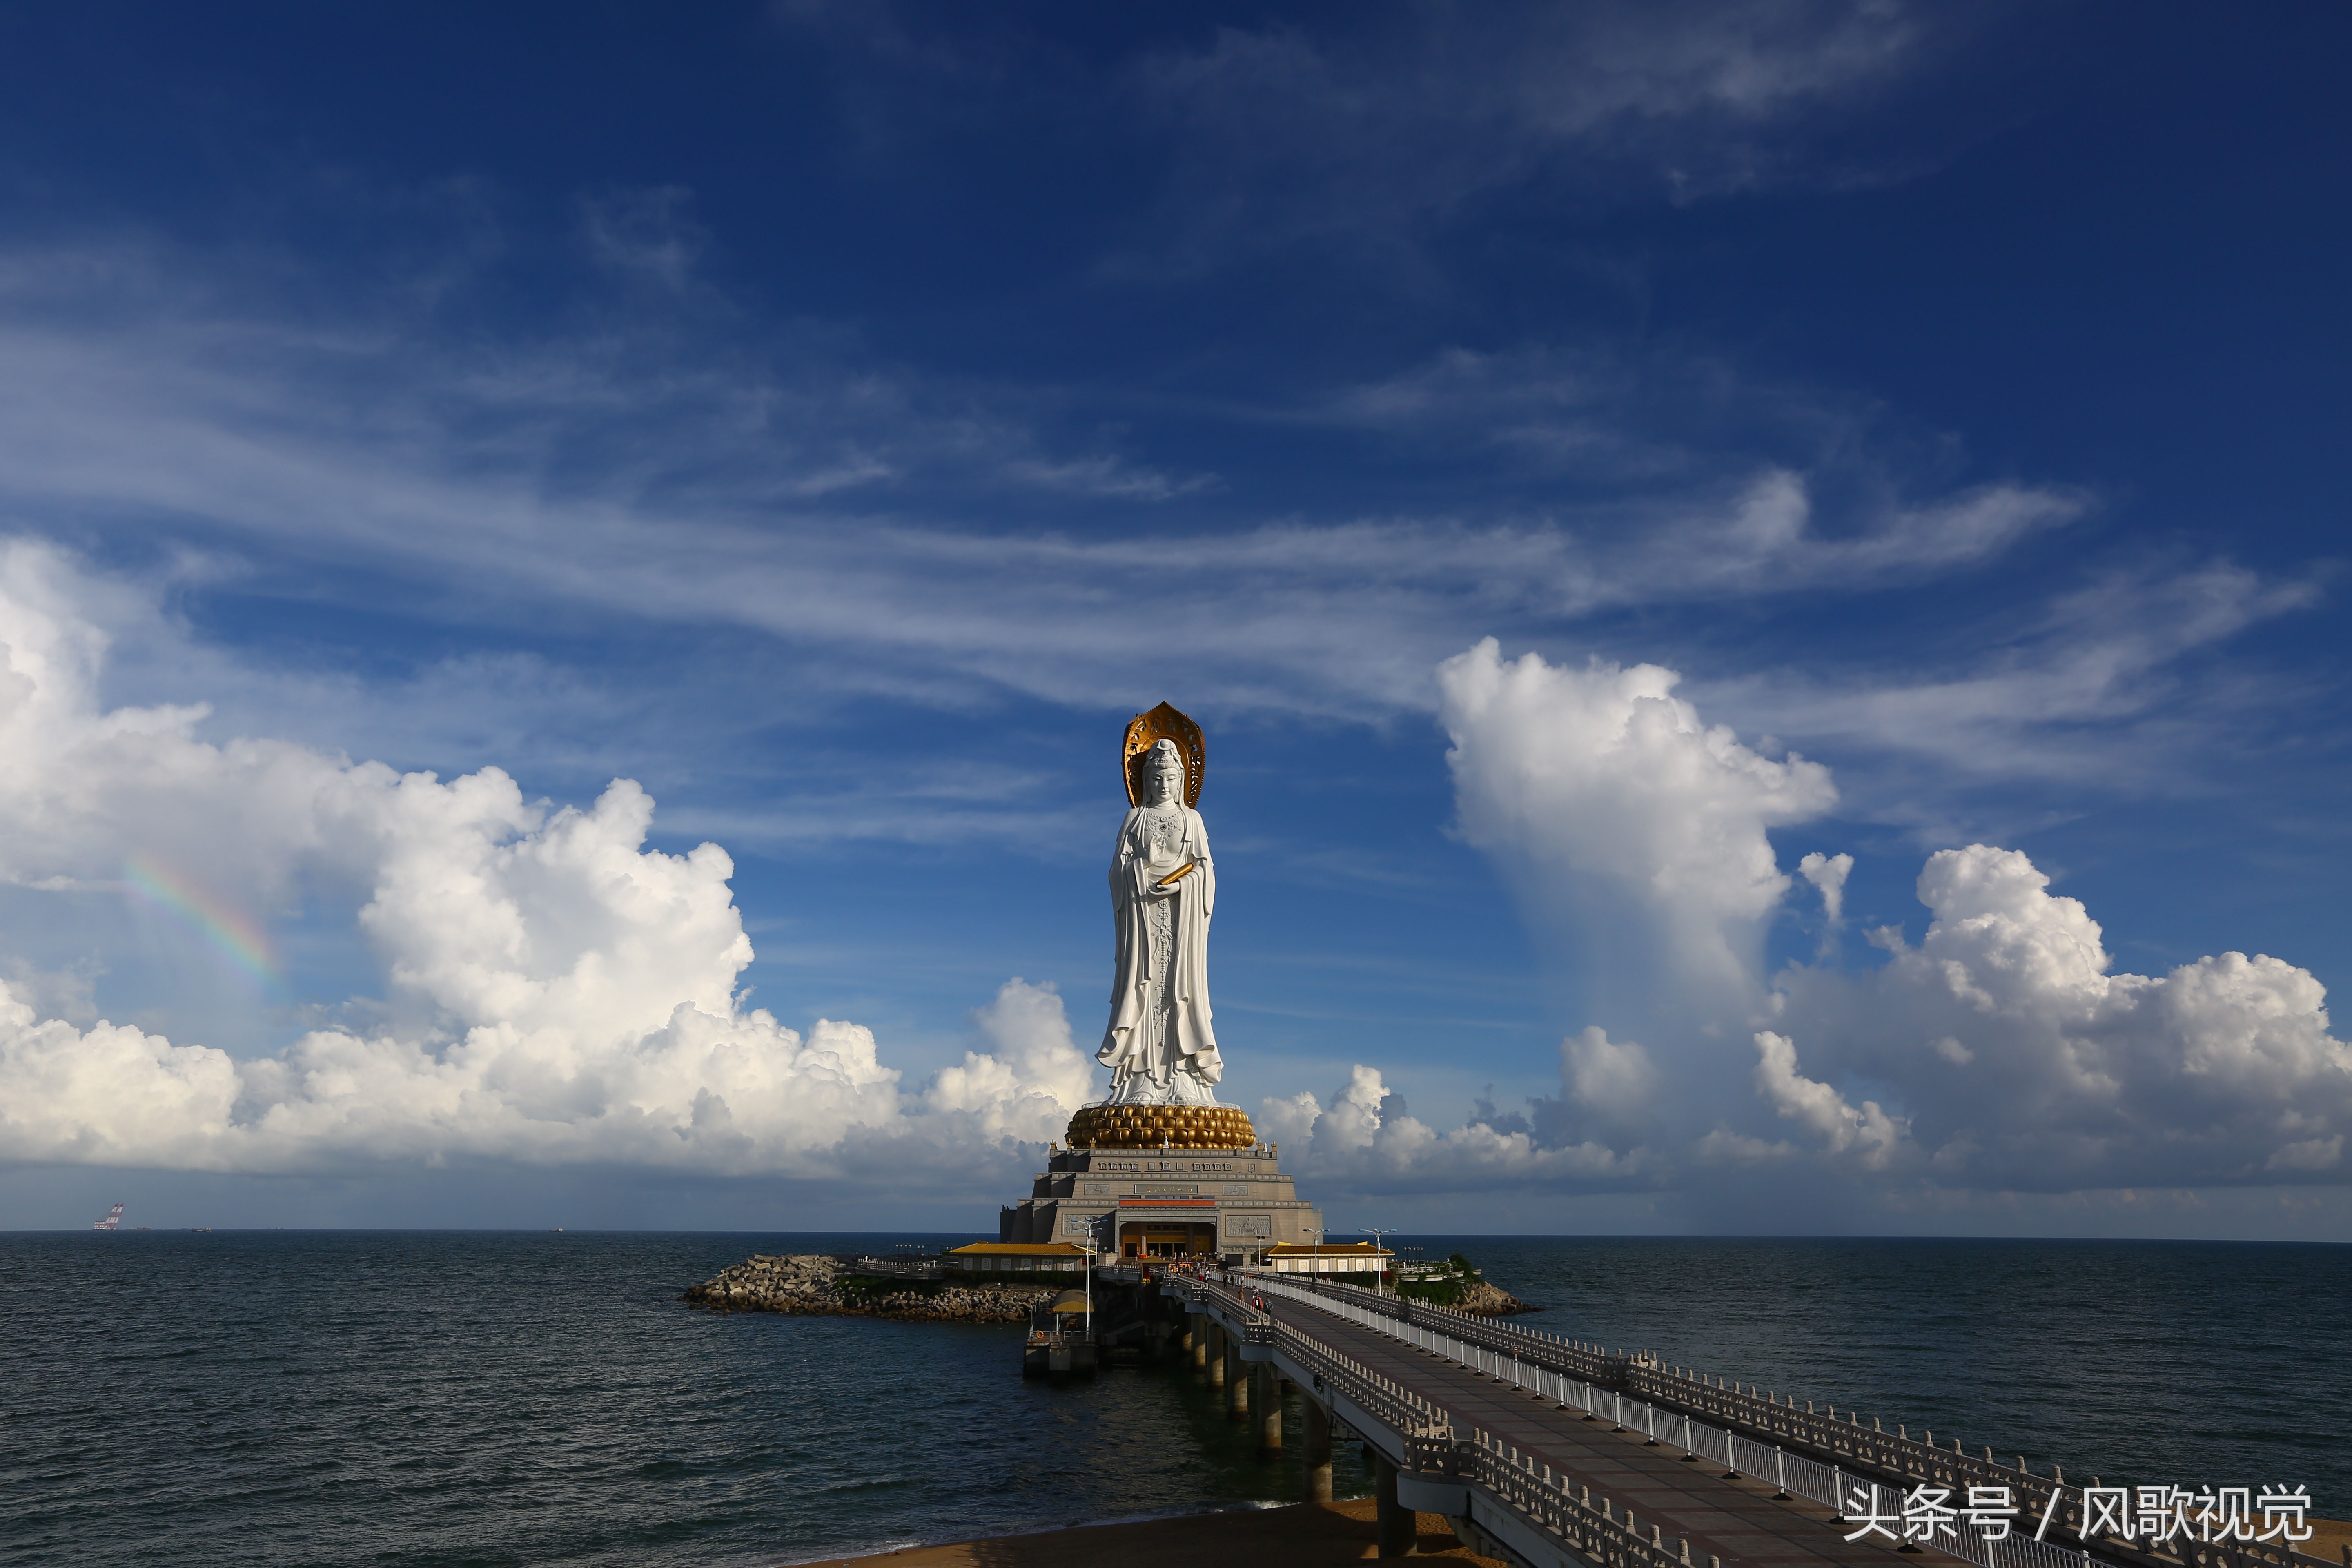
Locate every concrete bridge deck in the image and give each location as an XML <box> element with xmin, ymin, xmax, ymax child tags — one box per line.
<box><xmin>1251</xmin><ymin>1283</ymin><xmax>1933</xmax><ymax>1568</ymax></box>
<box><xmin>1178</xmin><ymin>1272</ymin><xmax>2327</xmax><ymax>1568</ymax></box>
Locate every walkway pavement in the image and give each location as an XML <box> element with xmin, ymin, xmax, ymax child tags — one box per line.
<box><xmin>1263</xmin><ymin>1294</ymin><xmax>1967</xmax><ymax>1568</ymax></box>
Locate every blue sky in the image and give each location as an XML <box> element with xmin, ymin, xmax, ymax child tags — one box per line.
<box><xmin>0</xmin><ymin>2</ymin><xmax>2345</xmax><ymax>1236</ymax></box>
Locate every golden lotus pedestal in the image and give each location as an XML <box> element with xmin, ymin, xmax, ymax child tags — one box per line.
<box><xmin>1065</xmin><ymin>1102</ymin><xmax>1256</xmax><ymax>1150</ymax></box>
<box><xmin>999</xmin><ymin>1100</ymin><xmax>1316</xmax><ymax>1262</ymax></box>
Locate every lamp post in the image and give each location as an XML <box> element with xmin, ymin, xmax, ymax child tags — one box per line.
<box><xmin>1359</xmin><ymin>1226</ymin><xmax>1399</xmax><ymax>1295</ymax></box>
<box><xmin>1079</xmin><ymin>1212</ymin><xmax>1110</xmax><ymax>1332</ymax></box>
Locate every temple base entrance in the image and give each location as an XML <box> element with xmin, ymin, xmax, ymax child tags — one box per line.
<box><xmin>1120</xmin><ymin>1222</ymin><xmax>1218</xmax><ymax>1259</ymax></box>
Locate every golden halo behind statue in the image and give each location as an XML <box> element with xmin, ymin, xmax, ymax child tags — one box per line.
<box><xmin>1123</xmin><ymin>701</ymin><xmax>1205</xmax><ymax>808</ymax></box>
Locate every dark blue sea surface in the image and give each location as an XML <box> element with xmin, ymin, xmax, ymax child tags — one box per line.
<box><xmin>0</xmin><ymin>1233</ymin><xmax>2343</xmax><ymax>1567</ymax></box>
<box><xmin>0</xmin><ymin>1230</ymin><xmax>1359</xmax><ymax>1568</ymax></box>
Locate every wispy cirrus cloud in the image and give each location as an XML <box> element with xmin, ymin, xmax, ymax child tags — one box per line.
<box><xmin>0</xmin><ymin>209</ymin><xmax>2309</xmax><ymax>869</ymax></box>
<box><xmin>1697</xmin><ymin>558</ymin><xmax>2331</xmax><ymax>824</ymax></box>
<box><xmin>1116</xmin><ymin>0</ymin><xmax>1955</xmax><ymax>274</ymax></box>
<box><xmin>0</xmin><ymin>231</ymin><xmax>2085</xmax><ymax>732</ymax></box>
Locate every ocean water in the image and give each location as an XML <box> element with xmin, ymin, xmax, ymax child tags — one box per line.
<box><xmin>0</xmin><ymin>1233</ymin><xmax>2343</xmax><ymax>1567</ymax></box>
<box><xmin>0</xmin><ymin>1230</ymin><xmax>1365</xmax><ymax>1568</ymax></box>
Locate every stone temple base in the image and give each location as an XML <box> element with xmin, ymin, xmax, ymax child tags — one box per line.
<box><xmin>1001</xmin><ymin>1108</ymin><xmax>1318</xmax><ymax>1258</ymax></box>
<box><xmin>1067</xmin><ymin>1102</ymin><xmax>1256</xmax><ymax>1149</ymax></box>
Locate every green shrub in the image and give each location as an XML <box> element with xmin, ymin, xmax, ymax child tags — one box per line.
<box><xmin>1398</xmin><ymin>1275</ymin><xmax>1471</xmax><ymax>1307</ymax></box>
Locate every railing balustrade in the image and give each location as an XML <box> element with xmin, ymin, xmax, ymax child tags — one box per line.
<box><xmin>1238</xmin><ymin>1273</ymin><xmax>2332</xmax><ymax>1568</ymax></box>
<box><xmin>1193</xmin><ymin>1278</ymin><xmax>1713</xmax><ymax>1568</ymax></box>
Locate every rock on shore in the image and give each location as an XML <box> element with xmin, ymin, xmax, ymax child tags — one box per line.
<box><xmin>1398</xmin><ymin>1257</ymin><xmax>1535</xmax><ymax>1315</ymax></box>
<box><xmin>681</xmin><ymin>1254</ymin><xmax>1052</xmax><ymax>1323</ymax></box>
<box><xmin>1452</xmin><ymin>1278</ymin><xmax>1534</xmax><ymax>1316</ymax></box>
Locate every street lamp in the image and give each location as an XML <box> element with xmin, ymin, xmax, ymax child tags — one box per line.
<box><xmin>1080</xmin><ymin>1212</ymin><xmax>1111</xmax><ymax>1328</ymax></box>
<box><xmin>1359</xmin><ymin>1226</ymin><xmax>1399</xmax><ymax>1296</ymax></box>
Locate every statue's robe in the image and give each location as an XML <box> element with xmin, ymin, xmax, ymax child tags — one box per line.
<box><xmin>1097</xmin><ymin>801</ymin><xmax>1221</xmax><ymax>1089</ymax></box>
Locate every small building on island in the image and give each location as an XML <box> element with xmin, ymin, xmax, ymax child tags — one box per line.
<box><xmin>942</xmin><ymin>1241</ymin><xmax>1089</xmax><ymax>1277</ymax></box>
<box><xmin>1260</xmin><ymin>1241</ymin><xmax>1393</xmax><ymax>1276</ymax></box>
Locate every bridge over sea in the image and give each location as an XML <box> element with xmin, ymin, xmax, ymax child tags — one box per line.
<box><xmin>1183</xmin><ymin>1272</ymin><xmax>2336</xmax><ymax>1568</ymax></box>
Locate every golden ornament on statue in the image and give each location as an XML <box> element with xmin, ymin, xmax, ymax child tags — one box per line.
<box><xmin>1123</xmin><ymin>700</ymin><xmax>1204</xmax><ymax>808</ymax></box>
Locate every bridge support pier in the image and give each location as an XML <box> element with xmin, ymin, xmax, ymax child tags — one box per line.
<box><xmin>1187</xmin><ymin>1310</ymin><xmax>1206</xmax><ymax>1367</ymax></box>
<box><xmin>1371</xmin><ymin>1450</ymin><xmax>1414</xmax><ymax>1557</ymax></box>
<box><xmin>1255</xmin><ymin>1365</ymin><xmax>1283</xmax><ymax>1454</ymax></box>
<box><xmin>1303</xmin><ymin>1399</ymin><xmax>1332</xmax><ymax>1501</ymax></box>
<box><xmin>1225</xmin><ymin>1341</ymin><xmax>1250</xmax><ymax>1420</ymax></box>
<box><xmin>1206</xmin><ymin>1323</ymin><xmax>1225</xmax><ymax>1388</ymax></box>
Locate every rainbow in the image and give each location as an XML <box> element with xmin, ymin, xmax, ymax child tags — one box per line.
<box><xmin>123</xmin><ymin>857</ymin><xmax>284</xmax><ymax>989</ymax></box>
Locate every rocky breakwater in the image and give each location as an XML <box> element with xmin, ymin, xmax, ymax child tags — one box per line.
<box><xmin>681</xmin><ymin>1254</ymin><xmax>1054</xmax><ymax>1323</ymax></box>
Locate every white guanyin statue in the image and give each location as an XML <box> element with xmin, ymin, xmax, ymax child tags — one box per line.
<box><xmin>1097</xmin><ymin>711</ymin><xmax>1224</xmax><ymax>1108</ymax></box>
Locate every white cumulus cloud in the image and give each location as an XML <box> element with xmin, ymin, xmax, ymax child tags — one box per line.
<box><xmin>0</xmin><ymin>543</ymin><xmax>1091</xmax><ymax>1183</ymax></box>
<box><xmin>1437</xmin><ymin>635</ymin><xmax>1836</xmax><ymax>1032</ymax></box>
<box><xmin>1749</xmin><ymin>1029</ymin><xmax>1911</xmax><ymax>1170</ymax></box>
<box><xmin>1769</xmin><ymin>845</ymin><xmax>2352</xmax><ymax>1190</ymax></box>
<box><xmin>1798</xmin><ymin>849</ymin><xmax>1851</xmax><ymax>923</ymax></box>
<box><xmin>1260</xmin><ymin>1062</ymin><xmax>1639</xmax><ymax>1196</ymax></box>
<box><xmin>1563</xmin><ymin>1025</ymin><xmax>1660</xmax><ymax>1124</ymax></box>
<box><xmin>1430</xmin><ymin>637</ymin><xmax>2352</xmax><ymax>1205</ymax></box>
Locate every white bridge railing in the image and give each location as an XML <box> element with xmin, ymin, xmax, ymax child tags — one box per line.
<box><xmin>1243</xmin><ymin>1274</ymin><xmax>2142</xmax><ymax>1568</ymax></box>
<box><xmin>1243</xmin><ymin>1273</ymin><xmax>2334</xmax><ymax>1568</ymax></box>
<box><xmin>1197</xmin><ymin>1280</ymin><xmax>1715</xmax><ymax>1568</ymax></box>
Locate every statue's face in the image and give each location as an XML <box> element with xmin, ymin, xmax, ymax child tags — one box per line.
<box><xmin>1147</xmin><ymin>757</ymin><xmax>1183</xmax><ymax>805</ymax></box>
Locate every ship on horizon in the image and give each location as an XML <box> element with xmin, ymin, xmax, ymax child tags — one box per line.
<box><xmin>92</xmin><ymin>1203</ymin><xmax>124</xmax><ymax>1231</ymax></box>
